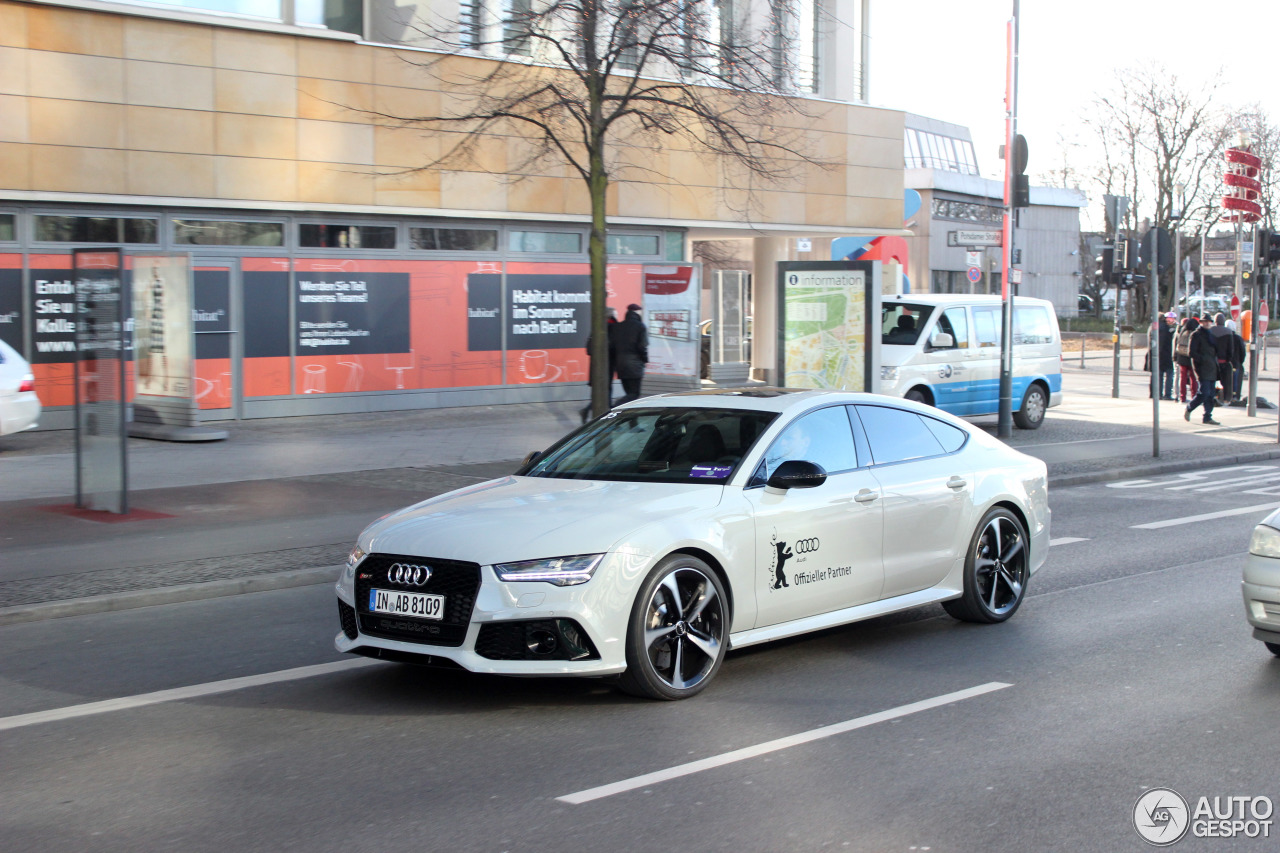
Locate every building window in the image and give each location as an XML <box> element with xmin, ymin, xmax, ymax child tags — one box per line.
<box><xmin>504</xmin><ymin>0</ymin><xmax>532</xmax><ymax>56</ymax></box>
<box><xmin>409</xmin><ymin>227</ymin><xmax>499</xmax><ymax>251</ymax></box>
<box><xmin>0</xmin><ymin>214</ymin><xmax>14</xmax><ymax>242</ymax></box>
<box><xmin>299</xmin><ymin>224</ymin><xmax>397</xmax><ymax>249</ymax></box>
<box><xmin>108</xmin><ymin>0</ymin><xmax>362</xmax><ymax>34</ymax></box>
<box><xmin>460</xmin><ymin>0</ymin><xmax>482</xmax><ymax>49</ymax></box>
<box><xmin>931</xmin><ymin>199</ymin><xmax>1003</xmax><ymax>227</ymax></box>
<box><xmin>664</xmin><ymin>231</ymin><xmax>685</xmax><ymax>261</ymax></box>
<box><xmin>508</xmin><ymin>230</ymin><xmax>583</xmax><ymax>253</ymax></box>
<box><xmin>607</xmin><ymin>234</ymin><xmax>661</xmax><ymax>255</ymax></box>
<box><xmin>717</xmin><ymin>0</ymin><xmax>738</xmax><ymax>79</ymax></box>
<box><xmin>797</xmin><ymin>0</ymin><xmax>821</xmax><ymax>94</ymax></box>
<box><xmin>35</xmin><ymin>215</ymin><xmax>158</xmax><ymax>244</ymax></box>
<box><xmin>173</xmin><ymin>219</ymin><xmax>284</xmax><ymax>246</ymax></box>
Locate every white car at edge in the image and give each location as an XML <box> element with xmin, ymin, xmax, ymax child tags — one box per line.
<box><xmin>335</xmin><ymin>388</ymin><xmax>1050</xmax><ymax>700</ymax></box>
<box><xmin>0</xmin><ymin>338</ymin><xmax>40</xmax><ymax>437</ymax></box>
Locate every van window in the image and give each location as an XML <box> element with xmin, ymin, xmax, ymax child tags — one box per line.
<box><xmin>972</xmin><ymin>307</ymin><xmax>1000</xmax><ymax>348</ymax></box>
<box><xmin>933</xmin><ymin>307</ymin><xmax>969</xmax><ymax>349</ymax></box>
<box><xmin>883</xmin><ymin>303</ymin><xmax>936</xmax><ymax>346</ymax></box>
<box><xmin>1014</xmin><ymin>305</ymin><xmax>1055</xmax><ymax>345</ymax></box>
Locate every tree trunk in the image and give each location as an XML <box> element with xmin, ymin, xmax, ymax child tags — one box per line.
<box><xmin>588</xmin><ymin>141</ymin><xmax>610</xmax><ymax>419</ymax></box>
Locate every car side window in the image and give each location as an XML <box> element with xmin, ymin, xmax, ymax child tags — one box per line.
<box><xmin>751</xmin><ymin>407</ymin><xmax>859</xmax><ymax>485</ymax></box>
<box><xmin>854</xmin><ymin>405</ymin><xmax>946</xmax><ymax>465</ymax></box>
<box><xmin>972</xmin><ymin>307</ymin><xmax>1000</xmax><ymax>348</ymax></box>
<box><xmin>941</xmin><ymin>307</ymin><xmax>969</xmax><ymax>348</ymax></box>
<box><xmin>1014</xmin><ymin>305</ymin><xmax>1055</xmax><ymax>345</ymax></box>
<box><xmin>920</xmin><ymin>415</ymin><xmax>968</xmax><ymax>453</ymax></box>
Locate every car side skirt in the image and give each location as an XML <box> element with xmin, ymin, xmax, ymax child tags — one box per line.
<box><xmin>727</xmin><ymin>586</ymin><xmax>962</xmax><ymax>651</ymax></box>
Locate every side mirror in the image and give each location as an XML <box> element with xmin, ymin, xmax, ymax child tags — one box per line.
<box><xmin>766</xmin><ymin>459</ymin><xmax>827</xmax><ymax>490</ymax></box>
<box><xmin>929</xmin><ymin>332</ymin><xmax>954</xmax><ymax>349</ymax></box>
<box><xmin>519</xmin><ymin>450</ymin><xmax>542</xmax><ymax>471</ymax></box>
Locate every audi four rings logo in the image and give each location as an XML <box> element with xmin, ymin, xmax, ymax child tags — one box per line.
<box><xmin>388</xmin><ymin>563</ymin><xmax>432</xmax><ymax>585</ymax></box>
<box><xmin>794</xmin><ymin>538</ymin><xmax>820</xmax><ymax>554</ymax></box>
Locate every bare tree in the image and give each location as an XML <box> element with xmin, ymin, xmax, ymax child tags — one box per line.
<box><xmin>372</xmin><ymin>0</ymin><xmax>823</xmax><ymax>415</ymax></box>
<box><xmin>1082</xmin><ymin>64</ymin><xmax>1230</xmax><ymax>318</ymax></box>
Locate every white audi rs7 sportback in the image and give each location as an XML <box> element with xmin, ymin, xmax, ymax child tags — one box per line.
<box><xmin>335</xmin><ymin>388</ymin><xmax>1050</xmax><ymax>699</ymax></box>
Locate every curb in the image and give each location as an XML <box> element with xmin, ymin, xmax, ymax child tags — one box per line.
<box><xmin>0</xmin><ymin>565</ymin><xmax>340</xmax><ymax>628</ymax></box>
<box><xmin>1047</xmin><ymin>448</ymin><xmax>1280</xmax><ymax>487</ymax></box>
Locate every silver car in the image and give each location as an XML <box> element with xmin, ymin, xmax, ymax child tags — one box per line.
<box><xmin>1245</xmin><ymin>508</ymin><xmax>1280</xmax><ymax>656</ymax></box>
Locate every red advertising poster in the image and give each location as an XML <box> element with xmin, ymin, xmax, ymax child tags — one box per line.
<box><xmin>27</xmin><ymin>254</ymin><xmax>75</xmax><ymax>408</ymax></box>
<box><xmin>242</xmin><ymin>257</ymin><xmax>292</xmax><ymax>398</ymax></box>
<box><xmin>292</xmin><ymin>258</ymin><xmax>504</xmax><ymax>394</ymax></box>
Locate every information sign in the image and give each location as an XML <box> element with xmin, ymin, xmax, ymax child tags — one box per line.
<box><xmin>73</xmin><ymin>249</ymin><xmax>127</xmax><ymax>514</ymax></box>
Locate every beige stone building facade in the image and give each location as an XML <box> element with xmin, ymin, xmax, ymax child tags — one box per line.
<box><xmin>0</xmin><ymin>0</ymin><xmax>903</xmax><ymax>423</ymax></box>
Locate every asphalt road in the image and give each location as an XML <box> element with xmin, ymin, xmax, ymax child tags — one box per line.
<box><xmin>3</xmin><ymin>464</ymin><xmax>1280</xmax><ymax>852</ymax></box>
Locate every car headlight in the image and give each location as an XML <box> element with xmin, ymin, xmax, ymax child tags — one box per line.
<box><xmin>344</xmin><ymin>545</ymin><xmax>367</xmax><ymax>580</ymax></box>
<box><xmin>880</xmin><ymin>366</ymin><xmax>898</xmax><ymax>381</ymax></box>
<box><xmin>494</xmin><ymin>554</ymin><xmax>604</xmax><ymax>586</ymax></box>
<box><xmin>1249</xmin><ymin>524</ymin><xmax>1280</xmax><ymax>558</ymax></box>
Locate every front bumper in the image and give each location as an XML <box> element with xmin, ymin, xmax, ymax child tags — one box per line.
<box><xmin>334</xmin><ymin>552</ymin><xmax>641</xmax><ymax>676</ymax></box>
<box><xmin>1243</xmin><ymin>552</ymin><xmax>1280</xmax><ymax>643</ymax></box>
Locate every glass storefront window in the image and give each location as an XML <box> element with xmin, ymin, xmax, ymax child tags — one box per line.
<box><xmin>108</xmin><ymin>0</ymin><xmax>362</xmax><ymax>35</ymax></box>
<box><xmin>299</xmin><ymin>224</ymin><xmax>397</xmax><ymax>249</ymax></box>
<box><xmin>606</xmin><ymin>234</ymin><xmax>661</xmax><ymax>256</ymax></box>
<box><xmin>409</xmin><ymin>227</ymin><xmax>499</xmax><ymax>251</ymax></box>
<box><xmin>173</xmin><ymin>219</ymin><xmax>285</xmax><ymax>246</ymax></box>
<box><xmin>508</xmin><ymin>230</ymin><xmax>583</xmax><ymax>253</ymax></box>
<box><xmin>0</xmin><ymin>214</ymin><xmax>14</xmax><ymax>242</ymax></box>
<box><xmin>664</xmin><ymin>231</ymin><xmax>685</xmax><ymax>261</ymax></box>
<box><xmin>35</xmin><ymin>215</ymin><xmax>158</xmax><ymax>244</ymax></box>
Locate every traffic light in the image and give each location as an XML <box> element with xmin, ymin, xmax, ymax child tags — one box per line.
<box><xmin>1097</xmin><ymin>246</ymin><xmax>1115</xmax><ymax>284</ymax></box>
<box><xmin>1258</xmin><ymin>228</ymin><xmax>1280</xmax><ymax>268</ymax></box>
<box><xmin>1012</xmin><ymin>134</ymin><xmax>1030</xmax><ymax>208</ymax></box>
<box><xmin>1115</xmin><ymin>238</ymin><xmax>1134</xmax><ymax>271</ymax></box>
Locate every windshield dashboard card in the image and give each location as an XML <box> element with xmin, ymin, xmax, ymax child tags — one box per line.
<box><xmin>690</xmin><ymin>465</ymin><xmax>732</xmax><ymax>479</ymax></box>
<box><xmin>369</xmin><ymin>588</ymin><xmax>445</xmax><ymax>621</ymax></box>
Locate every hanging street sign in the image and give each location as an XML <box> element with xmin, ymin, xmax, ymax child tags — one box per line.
<box><xmin>948</xmin><ymin>230</ymin><xmax>1003</xmax><ymax>248</ymax></box>
<box><xmin>965</xmin><ymin>251</ymin><xmax>982</xmax><ymax>267</ymax></box>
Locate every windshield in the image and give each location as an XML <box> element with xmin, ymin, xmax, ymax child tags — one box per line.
<box><xmin>521</xmin><ymin>407</ymin><xmax>777</xmax><ymax>484</ymax></box>
<box><xmin>882</xmin><ymin>303</ymin><xmax>935</xmax><ymax>346</ymax></box>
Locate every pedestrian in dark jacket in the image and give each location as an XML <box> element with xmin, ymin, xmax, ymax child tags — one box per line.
<box><xmin>1207</xmin><ymin>313</ymin><xmax>1235</xmax><ymax>405</ymax></box>
<box><xmin>1175</xmin><ymin>317</ymin><xmax>1198</xmax><ymax>403</ymax></box>
<box><xmin>580</xmin><ymin>307</ymin><xmax>618</xmax><ymax>423</ymax></box>
<box><xmin>612</xmin><ymin>303</ymin><xmax>649</xmax><ymax>406</ymax></box>
<box><xmin>1228</xmin><ymin>320</ymin><xmax>1247</xmax><ymax>402</ymax></box>
<box><xmin>1185</xmin><ymin>317</ymin><xmax>1220</xmax><ymax>424</ymax></box>
<box><xmin>1150</xmin><ymin>312</ymin><xmax>1176</xmax><ymax>399</ymax></box>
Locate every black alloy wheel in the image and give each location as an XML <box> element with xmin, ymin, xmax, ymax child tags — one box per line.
<box><xmin>944</xmin><ymin>507</ymin><xmax>1029</xmax><ymax>624</ymax></box>
<box><xmin>619</xmin><ymin>555</ymin><xmax>728</xmax><ymax>700</ymax></box>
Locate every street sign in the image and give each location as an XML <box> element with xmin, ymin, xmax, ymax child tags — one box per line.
<box><xmin>1231</xmin><ymin>293</ymin><xmax>1241</xmax><ymax>322</ymax></box>
<box><xmin>948</xmin><ymin>230</ymin><xmax>1002</xmax><ymax>248</ymax></box>
<box><xmin>965</xmin><ymin>251</ymin><xmax>982</xmax><ymax>267</ymax></box>
<box><xmin>1010</xmin><ymin>269</ymin><xmax>1023</xmax><ymax>284</ymax></box>
<box><xmin>966</xmin><ymin>267</ymin><xmax>982</xmax><ymax>284</ymax></box>
<box><xmin>1261</xmin><ymin>300</ymin><xmax>1270</xmax><ymax>335</ymax></box>
<box><xmin>797</xmin><ymin>238</ymin><xmax>812</xmax><ymax>252</ymax></box>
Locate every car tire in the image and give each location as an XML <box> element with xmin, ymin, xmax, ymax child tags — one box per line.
<box><xmin>943</xmin><ymin>506</ymin><xmax>1029</xmax><ymax>624</ymax></box>
<box><xmin>618</xmin><ymin>554</ymin><xmax>728</xmax><ymax>701</ymax></box>
<box><xmin>905</xmin><ymin>388</ymin><xmax>929</xmax><ymax>405</ymax></box>
<box><xmin>1265</xmin><ymin>642</ymin><xmax>1280</xmax><ymax>657</ymax></box>
<box><xmin>1013</xmin><ymin>383</ymin><xmax>1048</xmax><ymax>430</ymax></box>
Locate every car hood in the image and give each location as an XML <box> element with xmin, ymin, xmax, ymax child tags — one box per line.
<box><xmin>362</xmin><ymin>476</ymin><xmax>725</xmax><ymax>564</ymax></box>
<box><xmin>880</xmin><ymin>343</ymin><xmax>920</xmax><ymax>367</ymax></box>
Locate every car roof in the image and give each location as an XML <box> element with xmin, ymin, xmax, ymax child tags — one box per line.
<box><xmin>616</xmin><ymin>387</ymin><xmax>899</xmax><ymax>414</ymax></box>
<box><xmin>883</xmin><ymin>294</ymin><xmax>1053</xmax><ymax>307</ymax></box>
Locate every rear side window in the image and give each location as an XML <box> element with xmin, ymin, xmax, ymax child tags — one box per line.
<box><xmin>1015</xmin><ymin>305</ymin><xmax>1055</xmax><ymax>345</ymax></box>
<box><xmin>921</xmin><ymin>416</ymin><xmax>967</xmax><ymax>453</ymax></box>
<box><xmin>972</xmin><ymin>307</ymin><xmax>1000</xmax><ymax>348</ymax></box>
<box><xmin>854</xmin><ymin>405</ymin><xmax>946</xmax><ymax>464</ymax></box>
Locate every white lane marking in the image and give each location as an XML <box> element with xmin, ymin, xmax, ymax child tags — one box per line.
<box><xmin>557</xmin><ymin>682</ymin><xmax>1012</xmax><ymax>805</ymax></box>
<box><xmin>0</xmin><ymin>658</ymin><xmax>379</xmax><ymax>733</ymax></box>
<box><xmin>1109</xmin><ymin>466</ymin><xmax>1278</xmax><ymax>491</ymax></box>
<box><xmin>1050</xmin><ymin>537</ymin><xmax>1089</xmax><ymax>546</ymax></box>
<box><xmin>1130</xmin><ymin>502</ymin><xmax>1280</xmax><ymax>530</ymax></box>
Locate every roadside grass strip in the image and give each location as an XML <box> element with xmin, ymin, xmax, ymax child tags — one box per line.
<box><xmin>557</xmin><ymin>682</ymin><xmax>1013</xmax><ymax>805</ymax></box>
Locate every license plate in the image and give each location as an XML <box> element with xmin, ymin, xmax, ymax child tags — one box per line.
<box><xmin>368</xmin><ymin>588</ymin><xmax>445</xmax><ymax>621</ymax></box>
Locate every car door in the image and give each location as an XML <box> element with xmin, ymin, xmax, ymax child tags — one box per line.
<box><xmin>743</xmin><ymin>406</ymin><xmax>884</xmax><ymax>628</ymax></box>
<box><xmin>969</xmin><ymin>305</ymin><xmax>1002</xmax><ymax>414</ymax></box>
<box><xmin>924</xmin><ymin>306</ymin><xmax>976</xmax><ymax>415</ymax></box>
<box><xmin>853</xmin><ymin>404</ymin><xmax>973</xmax><ymax>600</ymax></box>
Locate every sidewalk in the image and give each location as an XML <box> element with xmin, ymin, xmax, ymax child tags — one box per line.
<box><xmin>4</xmin><ymin>368</ymin><xmax>1280</xmax><ymax>624</ymax></box>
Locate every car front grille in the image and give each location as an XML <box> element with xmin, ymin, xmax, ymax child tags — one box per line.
<box><xmin>354</xmin><ymin>553</ymin><xmax>481</xmax><ymax>648</ymax></box>
<box><xmin>338</xmin><ymin>600</ymin><xmax>359</xmax><ymax>641</ymax></box>
<box><xmin>475</xmin><ymin>619</ymin><xmax>599</xmax><ymax>661</ymax></box>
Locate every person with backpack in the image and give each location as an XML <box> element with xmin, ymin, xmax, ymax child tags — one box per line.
<box><xmin>1175</xmin><ymin>316</ymin><xmax>1198</xmax><ymax>403</ymax></box>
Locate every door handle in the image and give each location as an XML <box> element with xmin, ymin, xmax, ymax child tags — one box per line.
<box><xmin>947</xmin><ymin>476</ymin><xmax>968</xmax><ymax>490</ymax></box>
<box><xmin>854</xmin><ymin>489</ymin><xmax>878</xmax><ymax>504</ymax></box>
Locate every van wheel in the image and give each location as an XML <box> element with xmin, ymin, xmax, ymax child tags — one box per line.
<box><xmin>1013</xmin><ymin>384</ymin><xmax>1047</xmax><ymax>429</ymax></box>
<box><xmin>906</xmin><ymin>388</ymin><xmax>930</xmax><ymax>406</ymax></box>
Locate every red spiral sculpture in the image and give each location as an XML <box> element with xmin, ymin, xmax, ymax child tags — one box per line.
<box><xmin>1223</xmin><ymin>146</ymin><xmax>1262</xmax><ymax>223</ymax></box>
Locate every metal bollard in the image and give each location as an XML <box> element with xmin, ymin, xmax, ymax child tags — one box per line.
<box><xmin>1080</xmin><ymin>334</ymin><xmax>1086</xmax><ymax>368</ymax></box>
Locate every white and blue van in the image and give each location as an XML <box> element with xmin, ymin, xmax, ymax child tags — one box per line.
<box><xmin>878</xmin><ymin>294</ymin><xmax>1063</xmax><ymax>429</ymax></box>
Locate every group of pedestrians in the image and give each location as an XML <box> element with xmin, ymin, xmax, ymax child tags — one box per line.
<box><xmin>1168</xmin><ymin>311</ymin><xmax>1246</xmax><ymax>426</ymax></box>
